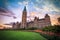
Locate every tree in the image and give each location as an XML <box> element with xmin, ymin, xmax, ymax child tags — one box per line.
<box><xmin>42</xmin><ymin>25</ymin><xmax>60</xmax><ymax>33</ymax></box>
<box><xmin>58</xmin><ymin>17</ymin><xmax>60</xmax><ymax>22</ymax></box>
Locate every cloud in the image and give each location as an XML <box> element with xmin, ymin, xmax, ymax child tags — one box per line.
<box><xmin>49</xmin><ymin>14</ymin><xmax>60</xmax><ymax>25</ymax></box>
<box><xmin>0</xmin><ymin>7</ymin><xmax>16</xmax><ymax>18</ymax></box>
<box><xmin>0</xmin><ymin>8</ymin><xmax>7</xmax><ymax>13</ymax></box>
<box><xmin>18</xmin><ymin>2</ymin><xmax>22</xmax><ymax>5</ymax></box>
<box><xmin>34</xmin><ymin>5</ymin><xmax>50</xmax><ymax>14</ymax></box>
<box><xmin>44</xmin><ymin>0</ymin><xmax>60</xmax><ymax>11</ymax></box>
<box><xmin>30</xmin><ymin>12</ymin><xmax>36</xmax><ymax>17</ymax></box>
<box><xmin>18</xmin><ymin>1</ymin><xmax>29</xmax><ymax>6</ymax></box>
<box><xmin>35</xmin><ymin>0</ymin><xmax>43</xmax><ymax>3</ymax></box>
<box><xmin>49</xmin><ymin>0</ymin><xmax>60</xmax><ymax>9</ymax></box>
<box><xmin>0</xmin><ymin>0</ymin><xmax>60</xmax><ymax>25</ymax></box>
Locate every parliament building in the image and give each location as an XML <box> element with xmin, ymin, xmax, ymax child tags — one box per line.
<box><xmin>12</xmin><ymin>6</ymin><xmax>51</xmax><ymax>29</ymax></box>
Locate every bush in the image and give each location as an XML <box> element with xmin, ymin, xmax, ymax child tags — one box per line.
<box><xmin>42</xmin><ymin>25</ymin><xmax>60</xmax><ymax>33</ymax></box>
<box><xmin>26</xmin><ymin>27</ymin><xmax>38</xmax><ymax>30</ymax></box>
<box><xmin>40</xmin><ymin>33</ymin><xmax>60</xmax><ymax>40</ymax></box>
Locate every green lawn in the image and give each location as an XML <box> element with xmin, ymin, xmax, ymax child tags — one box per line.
<box><xmin>0</xmin><ymin>31</ymin><xmax>47</xmax><ymax>40</ymax></box>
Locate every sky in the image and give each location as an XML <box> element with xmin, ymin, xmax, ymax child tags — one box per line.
<box><xmin>0</xmin><ymin>0</ymin><xmax>60</xmax><ymax>25</ymax></box>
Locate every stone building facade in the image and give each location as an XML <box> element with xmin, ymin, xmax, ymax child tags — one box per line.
<box><xmin>27</xmin><ymin>14</ymin><xmax>51</xmax><ymax>29</ymax></box>
<box><xmin>12</xmin><ymin>6</ymin><xmax>51</xmax><ymax>29</ymax></box>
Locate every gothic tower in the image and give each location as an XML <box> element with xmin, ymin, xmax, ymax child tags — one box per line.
<box><xmin>45</xmin><ymin>14</ymin><xmax>51</xmax><ymax>26</ymax></box>
<box><xmin>34</xmin><ymin>17</ymin><xmax>39</xmax><ymax>28</ymax></box>
<box><xmin>45</xmin><ymin>14</ymin><xmax>50</xmax><ymax>22</ymax></box>
<box><xmin>21</xmin><ymin>6</ymin><xmax>27</xmax><ymax>28</ymax></box>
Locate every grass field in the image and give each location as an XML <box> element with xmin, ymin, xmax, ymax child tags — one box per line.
<box><xmin>0</xmin><ymin>31</ymin><xmax>47</xmax><ymax>40</ymax></box>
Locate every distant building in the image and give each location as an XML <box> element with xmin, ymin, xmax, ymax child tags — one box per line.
<box><xmin>12</xmin><ymin>22</ymin><xmax>20</xmax><ymax>29</ymax></box>
<box><xmin>12</xmin><ymin>6</ymin><xmax>51</xmax><ymax>29</ymax></box>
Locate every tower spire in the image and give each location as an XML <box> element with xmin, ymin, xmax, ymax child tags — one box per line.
<box><xmin>23</xmin><ymin>6</ymin><xmax>26</xmax><ymax>11</ymax></box>
<box><xmin>21</xmin><ymin>6</ymin><xmax>27</xmax><ymax>28</ymax></box>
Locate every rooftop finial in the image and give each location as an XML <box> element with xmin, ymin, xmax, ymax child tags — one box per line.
<box><xmin>23</xmin><ymin>6</ymin><xmax>26</xmax><ymax>11</ymax></box>
<box><xmin>45</xmin><ymin>14</ymin><xmax>50</xmax><ymax>18</ymax></box>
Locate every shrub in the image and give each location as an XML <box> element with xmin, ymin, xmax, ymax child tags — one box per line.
<box><xmin>42</xmin><ymin>25</ymin><xmax>60</xmax><ymax>33</ymax></box>
<box><xmin>26</xmin><ymin>27</ymin><xmax>38</xmax><ymax>30</ymax></box>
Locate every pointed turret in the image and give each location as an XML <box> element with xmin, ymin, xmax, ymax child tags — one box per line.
<box><xmin>45</xmin><ymin>14</ymin><xmax>51</xmax><ymax>26</ymax></box>
<box><xmin>23</xmin><ymin>6</ymin><xmax>26</xmax><ymax>11</ymax></box>
<box><xmin>45</xmin><ymin>14</ymin><xmax>50</xmax><ymax>18</ymax></box>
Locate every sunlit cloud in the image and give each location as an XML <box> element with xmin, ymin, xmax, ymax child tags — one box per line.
<box><xmin>30</xmin><ymin>12</ymin><xmax>36</xmax><ymax>17</ymax></box>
